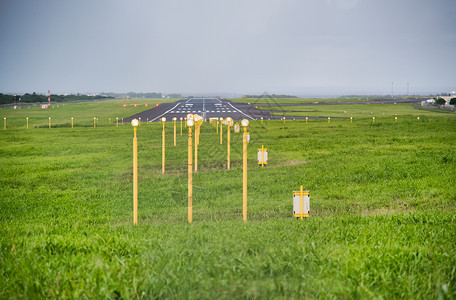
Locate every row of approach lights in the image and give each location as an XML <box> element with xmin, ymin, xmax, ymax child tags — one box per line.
<box><xmin>130</xmin><ymin>114</ymin><xmax>250</xmax><ymax>225</ymax></box>
<box><xmin>2</xmin><ymin>115</ymin><xmax>421</xmax><ymax>130</ymax></box>
<box><xmin>123</xmin><ymin>103</ymin><xmax>160</xmax><ymax>108</ymax></box>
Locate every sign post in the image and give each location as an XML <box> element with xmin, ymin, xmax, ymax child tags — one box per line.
<box><xmin>293</xmin><ymin>186</ymin><xmax>310</xmax><ymax>220</ymax></box>
<box><xmin>258</xmin><ymin>145</ymin><xmax>268</xmax><ymax>167</ymax></box>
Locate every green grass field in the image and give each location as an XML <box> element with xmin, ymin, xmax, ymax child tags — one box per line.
<box><xmin>1</xmin><ymin>100</ymin><xmax>455</xmax><ymax>298</ymax></box>
<box><xmin>1</xmin><ymin>98</ymin><xmax>176</xmax><ymax>128</ymax></box>
<box><xmin>231</xmin><ymin>97</ymin><xmax>372</xmax><ymax>104</ymax></box>
<box><xmin>258</xmin><ymin>103</ymin><xmax>456</xmax><ymax>119</ymax></box>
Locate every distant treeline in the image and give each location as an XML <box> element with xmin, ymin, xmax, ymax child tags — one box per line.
<box><xmin>0</xmin><ymin>93</ymin><xmax>112</xmax><ymax>105</ymax></box>
<box><xmin>244</xmin><ymin>94</ymin><xmax>298</xmax><ymax>98</ymax></box>
<box><xmin>103</xmin><ymin>92</ymin><xmax>182</xmax><ymax>99</ymax></box>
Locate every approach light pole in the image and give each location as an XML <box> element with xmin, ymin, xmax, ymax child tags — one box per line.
<box><xmin>162</xmin><ymin>117</ymin><xmax>166</xmax><ymax>174</ymax></box>
<box><xmin>173</xmin><ymin>117</ymin><xmax>177</xmax><ymax>146</ymax></box>
<box><xmin>241</xmin><ymin>119</ymin><xmax>249</xmax><ymax>222</ymax></box>
<box><xmin>131</xmin><ymin>119</ymin><xmax>139</xmax><ymax>225</ymax></box>
<box><xmin>187</xmin><ymin>114</ymin><xmax>194</xmax><ymax>223</ymax></box>
<box><xmin>226</xmin><ymin>117</ymin><xmax>233</xmax><ymax>169</ymax></box>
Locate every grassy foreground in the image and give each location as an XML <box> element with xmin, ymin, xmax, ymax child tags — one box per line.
<box><xmin>1</xmin><ymin>102</ymin><xmax>456</xmax><ymax>298</ymax></box>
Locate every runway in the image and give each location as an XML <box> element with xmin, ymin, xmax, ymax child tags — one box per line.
<box><xmin>123</xmin><ymin>98</ymin><xmax>278</xmax><ymax>122</ymax></box>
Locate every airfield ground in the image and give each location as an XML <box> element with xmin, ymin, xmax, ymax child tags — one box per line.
<box><xmin>0</xmin><ymin>98</ymin><xmax>455</xmax><ymax>298</ymax></box>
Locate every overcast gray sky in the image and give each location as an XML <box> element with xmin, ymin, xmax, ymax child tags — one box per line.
<box><xmin>0</xmin><ymin>0</ymin><xmax>455</xmax><ymax>96</ymax></box>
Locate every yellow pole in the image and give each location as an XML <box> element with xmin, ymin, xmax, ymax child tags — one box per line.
<box><xmin>181</xmin><ymin>118</ymin><xmax>183</xmax><ymax>136</ymax></box>
<box><xmin>220</xmin><ymin>121</ymin><xmax>223</xmax><ymax>145</ymax></box>
<box><xmin>243</xmin><ymin>126</ymin><xmax>247</xmax><ymax>222</ymax></box>
<box><xmin>94</xmin><ymin>117</ymin><xmax>96</xmax><ymax>128</ymax></box>
<box><xmin>188</xmin><ymin>126</ymin><xmax>193</xmax><ymax>223</ymax></box>
<box><xmin>72</xmin><ymin>117</ymin><xmax>74</xmax><ymax>128</ymax></box>
<box><xmin>26</xmin><ymin>117</ymin><xmax>29</xmax><ymax>129</ymax></box>
<box><xmin>116</xmin><ymin>117</ymin><xmax>118</xmax><ymax>127</ymax></box>
<box><xmin>162</xmin><ymin>120</ymin><xmax>165</xmax><ymax>174</ymax></box>
<box><xmin>283</xmin><ymin>117</ymin><xmax>285</xmax><ymax>125</ymax></box>
<box><xmin>197</xmin><ymin>123</ymin><xmax>200</xmax><ymax>145</ymax></box>
<box><xmin>328</xmin><ymin>117</ymin><xmax>330</xmax><ymax>124</ymax></box>
<box><xmin>227</xmin><ymin>124</ymin><xmax>231</xmax><ymax>169</ymax></box>
<box><xmin>133</xmin><ymin>125</ymin><xmax>138</xmax><ymax>225</ymax></box>
<box><xmin>261</xmin><ymin>145</ymin><xmax>264</xmax><ymax>168</ymax></box>
<box><xmin>300</xmin><ymin>185</ymin><xmax>303</xmax><ymax>220</ymax></box>
<box><xmin>3</xmin><ymin>117</ymin><xmax>5</xmax><ymax>130</ymax></box>
<box><xmin>261</xmin><ymin>117</ymin><xmax>263</xmax><ymax>125</ymax></box>
<box><xmin>350</xmin><ymin>117</ymin><xmax>352</xmax><ymax>123</ymax></box>
<box><xmin>395</xmin><ymin>116</ymin><xmax>397</xmax><ymax>122</ymax></box>
<box><xmin>195</xmin><ymin>126</ymin><xmax>198</xmax><ymax>172</ymax></box>
<box><xmin>306</xmin><ymin>117</ymin><xmax>308</xmax><ymax>124</ymax></box>
<box><xmin>109</xmin><ymin>118</ymin><xmax>111</xmax><ymax>125</ymax></box>
<box><xmin>49</xmin><ymin>117</ymin><xmax>51</xmax><ymax>129</ymax></box>
<box><xmin>373</xmin><ymin>117</ymin><xmax>375</xmax><ymax>123</ymax></box>
<box><xmin>174</xmin><ymin>118</ymin><xmax>176</xmax><ymax>146</ymax></box>
<box><xmin>216</xmin><ymin>119</ymin><xmax>218</xmax><ymax>134</ymax></box>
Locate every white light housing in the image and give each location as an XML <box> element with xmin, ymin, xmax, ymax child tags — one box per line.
<box><xmin>173</xmin><ymin>117</ymin><xmax>177</xmax><ymax>121</ymax></box>
<box><xmin>241</xmin><ymin>119</ymin><xmax>249</xmax><ymax>127</ymax></box>
<box><xmin>180</xmin><ymin>117</ymin><xmax>183</xmax><ymax>120</ymax></box>
<box><xmin>161</xmin><ymin>117</ymin><xmax>166</xmax><ymax>122</ymax></box>
<box><xmin>187</xmin><ymin>119</ymin><xmax>194</xmax><ymax>127</ymax></box>
<box><xmin>131</xmin><ymin>119</ymin><xmax>139</xmax><ymax>127</ymax></box>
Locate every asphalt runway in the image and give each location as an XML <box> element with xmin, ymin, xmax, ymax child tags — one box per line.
<box><xmin>124</xmin><ymin>97</ymin><xmax>427</xmax><ymax>123</ymax></box>
<box><xmin>123</xmin><ymin>98</ymin><xmax>282</xmax><ymax>122</ymax></box>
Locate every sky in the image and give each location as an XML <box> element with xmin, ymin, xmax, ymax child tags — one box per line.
<box><xmin>0</xmin><ymin>0</ymin><xmax>455</xmax><ymax>96</ymax></box>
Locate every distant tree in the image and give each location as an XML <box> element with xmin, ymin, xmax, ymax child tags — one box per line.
<box><xmin>450</xmin><ymin>98</ymin><xmax>456</xmax><ymax>105</ymax></box>
<box><xmin>435</xmin><ymin>97</ymin><xmax>446</xmax><ymax>105</ymax></box>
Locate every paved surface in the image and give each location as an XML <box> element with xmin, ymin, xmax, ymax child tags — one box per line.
<box><xmin>123</xmin><ymin>98</ymin><xmax>288</xmax><ymax>122</ymax></box>
<box><xmin>124</xmin><ymin>97</ymin><xmax>427</xmax><ymax>123</ymax></box>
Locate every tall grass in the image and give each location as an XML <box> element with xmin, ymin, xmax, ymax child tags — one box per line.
<box><xmin>0</xmin><ymin>102</ymin><xmax>455</xmax><ymax>298</ymax></box>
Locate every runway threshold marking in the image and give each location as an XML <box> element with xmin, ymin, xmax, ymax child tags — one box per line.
<box><xmin>225</xmin><ymin>101</ymin><xmax>255</xmax><ymax>120</ymax></box>
<box><xmin>150</xmin><ymin>102</ymin><xmax>182</xmax><ymax>122</ymax></box>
